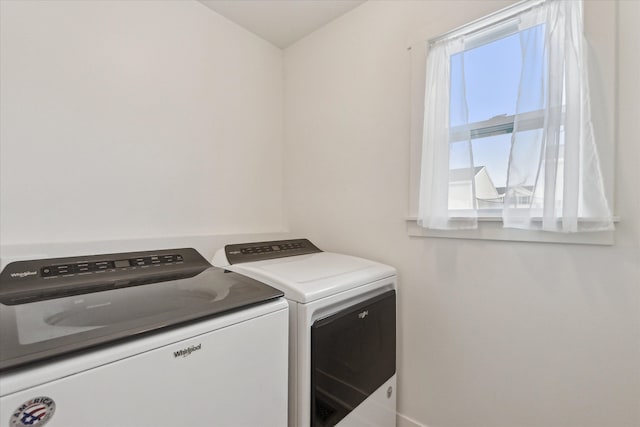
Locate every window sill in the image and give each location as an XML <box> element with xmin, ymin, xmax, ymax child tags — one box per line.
<box><xmin>406</xmin><ymin>216</ymin><xmax>618</xmax><ymax>245</ymax></box>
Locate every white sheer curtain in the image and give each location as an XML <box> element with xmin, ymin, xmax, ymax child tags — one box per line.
<box><xmin>417</xmin><ymin>37</ymin><xmax>477</xmax><ymax>230</ymax></box>
<box><xmin>417</xmin><ymin>0</ymin><xmax>613</xmax><ymax>232</ymax></box>
<box><xmin>503</xmin><ymin>0</ymin><xmax>613</xmax><ymax>232</ymax></box>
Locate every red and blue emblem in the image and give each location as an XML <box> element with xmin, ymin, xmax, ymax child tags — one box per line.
<box><xmin>9</xmin><ymin>396</ymin><xmax>56</xmax><ymax>426</ymax></box>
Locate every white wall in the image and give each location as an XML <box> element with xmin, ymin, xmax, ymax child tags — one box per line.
<box><xmin>284</xmin><ymin>1</ymin><xmax>639</xmax><ymax>426</ymax></box>
<box><xmin>0</xmin><ymin>0</ymin><xmax>285</xmax><ymax>249</ymax></box>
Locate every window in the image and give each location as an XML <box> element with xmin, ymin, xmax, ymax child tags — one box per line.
<box><xmin>448</xmin><ymin>24</ymin><xmax>543</xmax><ymax>213</ymax></box>
<box><xmin>414</xmin><ymin>0</ymin><xmax>614</xmax><ymax>236</ymax></box>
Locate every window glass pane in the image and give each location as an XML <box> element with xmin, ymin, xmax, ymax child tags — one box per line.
<box><xmin>449</xmin><ymin>24</ymin><xmax>545</xmax><ymax>127</ymax></box>
<box><xmin>470</xmin><ymin>134</ymin><xmax>512</xmax><ymax>189</ymax></box>
<box><xmin>450</xmin><ymin>32</ymin><xmax>521</xmax><ymax>125</ymax></box>
<box><xmin>448</xmin><ymin>141</ymin><xmax>475</xmax><ymax>210</ymax></box>
<box><xmin>448</xmin><ymin>134</ymin><xmax>512</xmax><ymax>210</ymax></box>
<box><xmin>449</xmin><ymin>53</ymin><xmax>468</xmax><ymax>128</ymax></box>
<box><xmin>447</xmin><ymin>23</ymin><xmax>548</xmax><ymax>212</ymax></box>
<box><xmin>464</xmin><ymin>32</ymin><xmax>521</xmax><ymax>123</ymax></box>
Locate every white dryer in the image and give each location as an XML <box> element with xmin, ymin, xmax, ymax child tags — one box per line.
<box><xmin>213</xmin><ymin>239</ymin><xmax>397</xmax><ymax>427</ymax></box>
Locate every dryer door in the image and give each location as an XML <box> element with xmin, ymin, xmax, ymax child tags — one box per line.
<box><xmin>311</xmin><ymin>290</ymin><xmax>396</xmax><ymax>427</ymax></box>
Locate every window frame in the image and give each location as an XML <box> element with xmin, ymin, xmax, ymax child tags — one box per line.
<box><xmin>407</xmin><ymin>0</ymin><xmax>617</xmax><ymax>245</ymax></box>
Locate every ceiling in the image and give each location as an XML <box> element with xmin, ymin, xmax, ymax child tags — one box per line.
<box><xmin>198</xmin><ymin>0</ymin><xmax>366</xmax><ymax>49</ymax></box>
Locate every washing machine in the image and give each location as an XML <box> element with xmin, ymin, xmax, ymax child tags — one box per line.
<box><xmin>0</xmin><ymin>248</ymin><xmax>288</xmax><ymax>427</ymax></box>
<box><xmin>212</xmin><ymin>239</ymin><xmax>397</xmax><ymax>427</ymax></box>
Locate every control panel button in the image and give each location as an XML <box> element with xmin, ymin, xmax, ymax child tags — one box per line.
<box><xmin>93</xmin><ymin>261</ymin><xmax>113</xmax><ymax>271</ymax></box>
<box><xmin>114</xmin><ymin>260</ymin><xmax>130</xmax><ymax>268</ymax></box>
<box><xmin>77</xmin><ymin>263</ymin><xmax>90</xmax><ymax>273</ymax></box>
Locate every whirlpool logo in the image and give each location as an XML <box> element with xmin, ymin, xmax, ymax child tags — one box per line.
<box><xmin>173</xmin><ymin>344</ymin><xmax>202</xmax><ymax>359</ymax></box>
<box><xmin>10</xmin><ymin>271</ymin><xmax>37</xmax><ymax>279</ymax></box>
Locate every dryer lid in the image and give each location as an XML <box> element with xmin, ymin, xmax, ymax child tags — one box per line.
<box><xmin>224</xmin><ymin>252</ymin><xmax>396</xmax><ymax>303</ymax></box>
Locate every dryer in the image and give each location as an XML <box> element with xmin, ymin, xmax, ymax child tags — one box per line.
<box><xmin>212</xmin><ymin>239</ymin><xmax>397</xmax><ymax>427</ymax></box>
<box><xmin>0</xmin><ymin>248</ymin><xmax>288</xmax><ymax>427</ymax></box>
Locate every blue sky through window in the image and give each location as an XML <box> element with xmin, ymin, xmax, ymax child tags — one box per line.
<box><xmin>450</xmin><ymin>32</ymin><xmax>522</xmax><ymax>127</ymax></box>
<box><xmin>448</xmin><ymin>24</ymin><xmax>545</xmax><ymax>189</ymax></box>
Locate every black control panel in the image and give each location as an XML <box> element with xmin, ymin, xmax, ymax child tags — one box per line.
<box><xmin>41</xmin><ymin>254</ymin><xmax>184</xmax><ymax>277</ymax></box>
<box><xmin>225</xmin><ymin>239</ymin><xmax>322</xmax><ymax>265</ymax></box>
<box><xmin>0</xmin><ymin>248</ymin><xmax>208</xmax><ymax>305</ymax></box>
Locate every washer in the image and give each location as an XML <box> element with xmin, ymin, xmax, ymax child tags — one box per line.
<box><xmin>0</xmin><ymin>248</ymin><xmax>288</xmax><ymax>427</ymax></box>
<box><xmin>212</xmin><ymin>239</ymin><xmax>397</xmax><ymax>427</ymax></box>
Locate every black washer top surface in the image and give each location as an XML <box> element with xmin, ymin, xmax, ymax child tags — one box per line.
<box><xmin>0</xmin><ymin>249</ymin><xmax>283</xmax><ymax>372</ymax></box>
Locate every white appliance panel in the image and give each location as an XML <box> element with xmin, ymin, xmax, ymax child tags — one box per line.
<box><xmin>0</xmin><ymin>301</ymin><xmax>289</xmax><ymax>427</ymax></box>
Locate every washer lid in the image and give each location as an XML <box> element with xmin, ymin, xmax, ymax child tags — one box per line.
<box><xmin>0</xmin><ymin>249</ymin><xmax>283</xmax><ymax>372</ymax></box>
<box><xmin>228</xmin><ymin>252</ymin><xmax>396</xmax><ymax>303</ymax></box>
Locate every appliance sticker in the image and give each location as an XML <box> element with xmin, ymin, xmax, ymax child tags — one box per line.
<box><xmin>9</xmin><ymin>396</ymin><xmax>56</xmax><ymax>426</ymax></box>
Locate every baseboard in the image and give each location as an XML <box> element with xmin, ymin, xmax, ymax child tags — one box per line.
<box><xmin>397</xmin><ymin>412</ymin><xmax>429</xmax><ymax>427</ymax></box>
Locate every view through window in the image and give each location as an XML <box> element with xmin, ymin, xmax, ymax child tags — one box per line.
<box><xmin>447</xmin><ymin>23</ymin><xmax>552</xmax><ymax>212</ymax></box>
